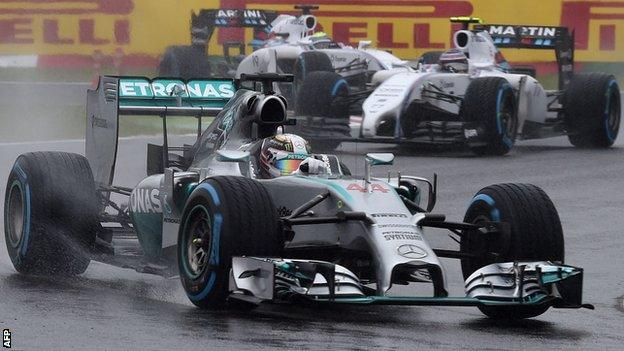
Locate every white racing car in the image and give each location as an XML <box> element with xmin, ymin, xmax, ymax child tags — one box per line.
<box><xmin>295</xmin><ymin>18</ymin><xmax>621</xmax><ymax>155</ymax></box>
<box><xmin>235</xmin><ymin>5</ymin><xmax>412</xmax><ymax>113</ymax></box>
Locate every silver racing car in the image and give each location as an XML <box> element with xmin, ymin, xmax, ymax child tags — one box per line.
<box><xmin>4</xmin><ymin>74</ymin><xmax>592</xmax><ymax>319</ymax></box>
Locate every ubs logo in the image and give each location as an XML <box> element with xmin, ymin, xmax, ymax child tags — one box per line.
<box><xmin>130</xmin><ymin>188</ymin><xmax>162</xmax><ymax>214</ymax></box>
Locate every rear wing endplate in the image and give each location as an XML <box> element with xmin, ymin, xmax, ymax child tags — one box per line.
<box><xmin>86</xmin><ymin>76</ymin><xmax>234</xmax><ymax>187</ymax></box>
<box><xmin>474</xmin><ymin>24</ymin><xmax>575</xmax><ymax>90</ymax></box>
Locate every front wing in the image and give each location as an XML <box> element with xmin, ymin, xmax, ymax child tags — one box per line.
<box><xmin>228</xmin><ymin>257</ymin><xmax>592</xmax><ymax>310</ymax></box>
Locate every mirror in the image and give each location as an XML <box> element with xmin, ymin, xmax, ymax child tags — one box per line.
<box><xmin>365</xmin><ymin>153</ymin><xmax>395</xmax><ymax>186</ymax></box>
<box><xmin>399</xmin><ymin>175</ymin><xmax>437</xmax><ymax>212</ymax></box>
<box><xmin>365</xmin><ymin>153</ymin><xmax>394</xmax><ymax>166</ymax></box>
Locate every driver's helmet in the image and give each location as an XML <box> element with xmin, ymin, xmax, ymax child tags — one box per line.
<box><xmin>439</xmin><ymin>49</ymin><xmax>469</xmax><ymax>73</ymax></box>
<box><xmin>259</xmin><ymin>134</ymin><xmax>311</xmax><ymax>178</ymax></box>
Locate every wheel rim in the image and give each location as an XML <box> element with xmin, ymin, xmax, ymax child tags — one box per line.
<box><xmin>7</xmin><ymin>181</ymin><xmax>24</xmax><ymax>248</ymax></box>
<box><xmin>183</xmin><ymin>205</ymin><xmax>212</xmax><ymax>279</ymax></box>
<box><xmin>606</xmin><ymin>86</ymin><xmax>620</xmax><ymax>141</ymax></box>
<box><xmin>498</xmin><ymin>88</ymin><xmax>517</xmax><ymax>147</ymax></box>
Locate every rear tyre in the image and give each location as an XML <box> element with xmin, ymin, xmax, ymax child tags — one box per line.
<box><xmin>461</xmin><ymin>77</ymin><xmax>518</xmax><ymax>156</ymax></box>
<box><xmin>564</xmin><ymin>73</ymin><xmax>620</xmax><ymax>148</ymax></box>
<box><xmin>293</xmin><ymin>71</ymin><xmax>351</xmax><ymax>151</ymax></box>
<box><xmin>178</xmin><ymin>176</ymin><xmax>283</xmax><ymax>309</ymax></box>
<box><xmin>4</xmin><ymin>152</ymin><xmax>99</xmax><ymax>275</ymax></box>
<box><xmin>159</xmin><ymin>46</ymin><xmax>212</xmax><ymax>79</ymax></box>
<box><xmin>461</xmin><ymin>183</ymin><xmax>564</xmax><ymax>319</ymax></box>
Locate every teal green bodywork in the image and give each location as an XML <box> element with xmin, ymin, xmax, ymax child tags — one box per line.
<box><xmin>130</xmin><ymin>212</ymin><xmax>163</xmax><ymax>257</ymax></box>
<box><xmin>129</xmin><ymin>177</ymin><xmax>198</xmax><ymax>258</ymax></box>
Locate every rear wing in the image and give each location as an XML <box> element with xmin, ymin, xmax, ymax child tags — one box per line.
<box><xmin>474</xmin><ymin>24</ymin><xmax>575</xmax><ymax>90</ymax></box>
<box><xmin>192</xmin><ymin>9</ymin><xmax>279</xmax><ymax>58</ymax></box>
<box><xmin>204</xmin><ymin>9</ymin><xmax>278</xmax><ymax>28</ymax></box>
<box><xmin>86</xmin><ymin>76</ymin><xmax>235</xmax><ymax>187</ymax></box>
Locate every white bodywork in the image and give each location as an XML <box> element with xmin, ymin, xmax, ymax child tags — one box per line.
<box><xmin>361</xmin><ymin>29</ymin><xmax>553</xmax><ymax>138</ymax></box>
<box><xmin>236</xmin><ymin>13</ymin><xmax>411</xmax><ymax>79</ymax></box>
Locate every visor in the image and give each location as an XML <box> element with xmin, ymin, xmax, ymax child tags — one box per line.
<box><xmin>272</xmin><ymin>152</ymin><xmax>308</xmax><ymax>175</ymax></box>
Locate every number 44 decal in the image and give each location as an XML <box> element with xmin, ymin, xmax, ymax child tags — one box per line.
<box><xmin>346</xmin><ymin>183</ymin><xmax>389</xmax><ymax>193</ymax></box>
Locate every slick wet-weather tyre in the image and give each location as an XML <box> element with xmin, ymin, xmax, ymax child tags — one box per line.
<box><xmin>564</xmin><ymin>73</ymin><xmax>621</xmax><ymax>148</ymax></box>
<box><xmin>461</xmin><ymin>183</ymin><xmax>564</xmax><ymax>319</ymax></box>
<box><xmin>294</xmin><ymin>71</ymin><xmax>351</xmax><ymax>151</ymax></box>
<box><xmin>178</xmin><ymin>176</ymin><xmax>284</xmax><ymax>309</ymax></box>
<box><xmin>461</xmin><ymin>77</ymin><xmax>518</xmax><ymax>156</ymax></box>
<box><xmin>4</xmin><ymin>152</ymin><xmax>99</xmax><ymax>275</ymax></box>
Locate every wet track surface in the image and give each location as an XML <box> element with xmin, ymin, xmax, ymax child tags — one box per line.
<box><xmin>1</xmin><ymin>133</ymin><xmax>624</xmax><ymax>350</ymax></box>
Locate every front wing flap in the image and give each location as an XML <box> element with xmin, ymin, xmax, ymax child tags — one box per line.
<box><xmin>229</xmin><ymin>257</ymin><xmax>591</xmax><ymax>310</ymax></box>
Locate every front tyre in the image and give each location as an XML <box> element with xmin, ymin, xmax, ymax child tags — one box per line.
<box><xmin>461</xmin><ymin>77</ymin><xmax>518</xmax><ymax>156</ymax></box>
<box><xmin>461</xmin><ymin>183</ymin><xmax>564</xmax><ymax>319</ymax></box>
<box><xmin>178</xmin><ymin>176</ymin><xmax>283</xmax><ymax>308</ymax></box>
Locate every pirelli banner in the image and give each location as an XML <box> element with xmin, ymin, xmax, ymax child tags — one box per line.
<box><xmin>0</xmin><ymin>0</ymin><xmax>623</xmax><ymax>67</ymax></box>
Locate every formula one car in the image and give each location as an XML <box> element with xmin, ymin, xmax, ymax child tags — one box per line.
<box><xmin>296</xmin><ymin>17</ymin><xmax>621</xmax><ymax>155</ymax></box>
<box><xmin>159</xmin><ymin>7</ymin><xmax>280</xmax><ymax>79</ymax></box>
<box><xmin>4</xmin><ymin>74</ymin><xmax>592</xmax><ymax>319</ymax></box>
<box><xmin>235</xmin><ymin>5</ymin><xmax>412</xmax><ymax>109</ymax></box>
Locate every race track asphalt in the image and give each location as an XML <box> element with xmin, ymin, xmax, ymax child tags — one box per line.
<box><xmin>0</xmin><ymin>132</ymin><xmax>623</xmax><ymax>350</ymax></box>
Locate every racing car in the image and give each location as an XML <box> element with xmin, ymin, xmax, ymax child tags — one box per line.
<box><xmin>235</xmin><ymin>5</ymin><xmax>412</xmax><ymax>109</ymax></box>
<box><xmin>159</xmin><ymin>7</ymin><xmax>281</xmax><ymax>79</ymax></box>
<box><xmin>295</xmin><ymin>17</ymin><xmax>621</xmax><ymax>155</ymax></box>
<box><xmin>4</xmin><ymin>73</ymin><xmax>592</xmax><ymax>319</ymax></box>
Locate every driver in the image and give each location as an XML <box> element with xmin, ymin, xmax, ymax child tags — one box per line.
<box><xmin>257</xmin><ymin>134</ymin><xmax>328</xmax><ymax>178</ymax></box>
<box><xmin>438</xmin><ymin>49</ymin><xmax>469</xmax><ymax>73</ymax></box>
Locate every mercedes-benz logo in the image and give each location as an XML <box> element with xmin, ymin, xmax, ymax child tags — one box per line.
<box><xmin>397</xmin><ymin>244</ymin><xmax>428</xmax><ymax>259</ymax></box>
